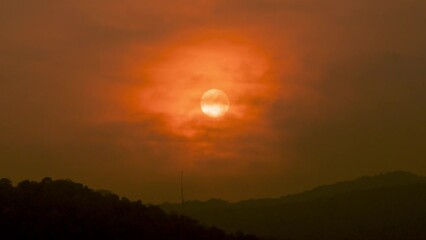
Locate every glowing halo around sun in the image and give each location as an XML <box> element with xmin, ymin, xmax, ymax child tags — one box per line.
<box><xmin>200</xmin><ymin>89</ymin><xmax>230</xmax><ymax>118</ymax></box>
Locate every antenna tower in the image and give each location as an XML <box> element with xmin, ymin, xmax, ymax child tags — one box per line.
<box><xmin>181</xmin><ymin>171</ymin><xmax>185</xmax><ymax>206</ymax></box>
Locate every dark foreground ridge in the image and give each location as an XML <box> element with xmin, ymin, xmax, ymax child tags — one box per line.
<box><xmin>0</xmin><ymin>178</ymin><xmax>260</xmax><ymax>240</ymax></box>
<box><xmin>161</xmin><ymin>171</ymin><xmax>426</xmax><ymax>240</ymax></box>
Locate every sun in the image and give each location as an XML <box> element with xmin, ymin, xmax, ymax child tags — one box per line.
<box><xmin>200</xmin><ymin>89</ymin><xmax>230</xmax><ymax>118</ymax></box>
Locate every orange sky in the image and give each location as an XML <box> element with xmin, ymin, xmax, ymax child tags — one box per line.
<box><xmin>1</xmin><ymin>0</ymin><xmax>426</xmax><ymax>203</ymax></box>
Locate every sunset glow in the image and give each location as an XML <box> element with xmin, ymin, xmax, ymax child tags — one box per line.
<box><xmin>1</xmin><ymin>0</ymin><xmax>425</xmax><ymax>205</ymax></box>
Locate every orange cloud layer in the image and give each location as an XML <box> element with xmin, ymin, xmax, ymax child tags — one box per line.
<box><xmin>1</xmin><ymin>0</ymin><xmax>425</xmax><ymax>202</ymax></box>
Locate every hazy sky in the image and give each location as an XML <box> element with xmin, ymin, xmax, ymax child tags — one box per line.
<box><xmin>1</xmin><ymin>0</ymin><xmax>425</xmax><ymax>203</ymax></box>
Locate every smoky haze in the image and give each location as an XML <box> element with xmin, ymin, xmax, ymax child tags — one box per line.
<box><xmin>0</xmin><ymin>0</ymin><xmax>425</xmax><ymax>203</ymax></box>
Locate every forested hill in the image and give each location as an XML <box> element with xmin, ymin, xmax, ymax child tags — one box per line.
<box><xmin>161</xmin><ymin>171</ymin><xmax>426</xmax><ymax>240</ymax></box>
<box><xmin>0</xmin><ymin>178</ymin><xmax>260</xmax><ymax>240</ymax></box>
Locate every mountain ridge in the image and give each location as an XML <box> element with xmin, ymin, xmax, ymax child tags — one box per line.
<box><xmin>163</xmin><ymin>171</ymin><xmax>425</xmax><ymax>207</ymax></box>
<box><xmin>160</xmin><ymin>171</ymin><xmax>426</xmax><ymax>240</ymax></box>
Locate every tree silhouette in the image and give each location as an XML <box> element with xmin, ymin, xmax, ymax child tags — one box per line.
<box><xmin>0</xmin><ymin>178</ymin><xmax>260</xmax><ymax>240</ymax></box>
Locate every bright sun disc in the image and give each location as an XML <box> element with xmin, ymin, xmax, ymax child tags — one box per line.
<box><xmin>200</xmin><ymin>89</ymin><xmax>230</xmax><ymax>118</ymax></box>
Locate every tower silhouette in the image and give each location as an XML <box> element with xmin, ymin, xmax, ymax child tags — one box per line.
<box><xmin>181</xmin><ymin>171</ymin><xmax>185</xmax><ymax>207</ymax></box>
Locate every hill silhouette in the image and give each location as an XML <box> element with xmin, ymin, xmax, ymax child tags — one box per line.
<box><xmin>161</xmin><ymin>171</ymin><xmax>426</xmax><ymax>240</ymax></box>
<box><xmin>0</xmin><ymin>178</ymin><xmax>260</xmax><ymax>240</ymax></box>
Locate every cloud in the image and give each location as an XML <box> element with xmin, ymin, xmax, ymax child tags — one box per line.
<box><xmin>0</xmin><ymin>0</ymin><xmax>425</xmax><ymax>202</ymax></box>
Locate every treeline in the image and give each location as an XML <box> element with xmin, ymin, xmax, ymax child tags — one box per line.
<box><xmin>0</xmin><ymin>178</ymin><xmax>260</xmax><ymax>240</ymax></box>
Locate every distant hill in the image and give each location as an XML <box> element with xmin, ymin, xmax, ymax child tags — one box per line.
<box><xmin>161</xmin><ymin>171</ymin><xmax>426</xmax><ymax>240</ymax></box>
<box><xmin>0</xmin><ymin>178</ymin><xmax>260</xmax><ymax>240</ymax></box>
